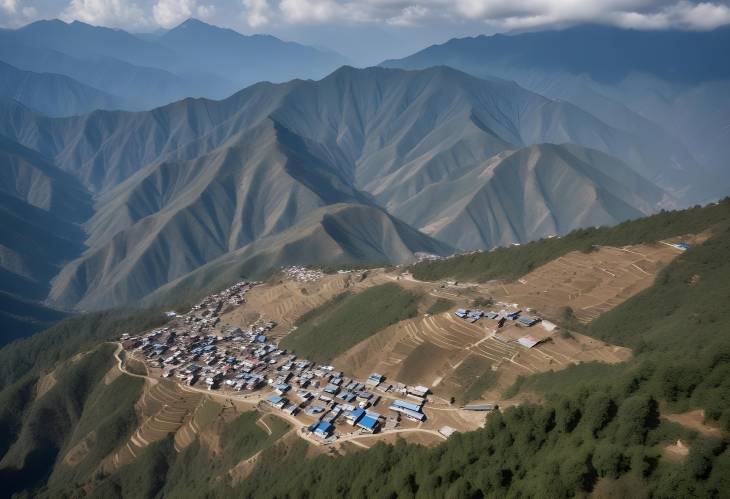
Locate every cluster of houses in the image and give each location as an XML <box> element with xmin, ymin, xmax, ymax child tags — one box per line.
<box><xmin>121</xmin><ymin>279</ymin><xmax>434</xmax><ymax>445</ymax></box>
<box><xmin>453</xmin><ymin>304</ymin><xmax>562</xmax><ymax>350</ymax></box>
<box><xmin>282</xmin><ymin>266</ymin><xmax>324</xmax><ymax>282</ymax></box>
<box><xmin>455</xmin><ymin>306</ymin><xmax>540</xmax><ymax>329</ymax></box>
<box><xmin>264</xmin><ymin>368</ymin><xmax>432</xmax><ymax>442</ymax></box>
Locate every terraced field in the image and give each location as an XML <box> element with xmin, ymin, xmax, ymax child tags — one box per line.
<box><xmin>174</xmin><ymin>397</ymin><xmax>223</xmax><ymax>451</ymax></box>
<box><xmin>335</xmin><ymin>309</ymin><xmax>629</xmax><ymax>403</ymax></box>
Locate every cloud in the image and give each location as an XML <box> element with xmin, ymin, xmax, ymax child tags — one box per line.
<box><xmin>1</xmin><ymin>0</ymin><xmax>17</xmax><ymax>13</ymax></box>
<box><xmin>453</xmin><ymin>0</ymin><xmax>730</xmax><ymax>30</ymax></box>
<box><xmin>387</xmin><ymin>5</ymin><xmax>431</xmax><ymax>26</ymax></box>
<box><xmin>6</xmin><ymin>0</ymin><xmax>730</xmax><ymax>32</ymax></box>
<box><xmin>153</xmin><ymin>0</ymin><xmax>215</xmax><ymax>27</ymax></box>
<box><xmin>242</xmin><ymin>0</ymin><xmax>273</xmax><ymax>26</ymax></box>
<box><xmin>0</xmin><ymin>0</ymin><xmax>41</xmax><ymax>27</ymax></box>
<box><xmin>278</xmin><ymin>0</ymin><xmax>344</xmax><ymax>23</ymax></box>
<box><xmin>606</xmin><ymin>1</ymin><xmax>730</xmax><ymax>30</ymax></box>
<box><xmin>237</xmin><ymin>0</ymin><xmax>730</xmax><ymax>31</ymax></box>
<box><xmin>62</xmin><ymin>0</ymin><xmax>149</xmax><ymax>28</ymax></box>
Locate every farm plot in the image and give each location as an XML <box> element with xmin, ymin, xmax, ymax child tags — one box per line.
<box><xmin>484</xmin><ymin>242</ymin><xmax>687</xmax><ymax>323</ymax></box>
<box><xmin>334</xmin><ymin>311</ymin><xmax>487</xmax><ymax>388</ymax></box>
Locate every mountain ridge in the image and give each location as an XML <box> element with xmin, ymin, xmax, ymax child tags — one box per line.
<box><xmin>381</xmin><ymin>25</ymin><xmax>730</xmax><ymax>199</ymax></box>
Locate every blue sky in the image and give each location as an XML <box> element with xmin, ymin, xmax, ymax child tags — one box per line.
<box><xmin>2</xmin><ymin>0</ymin><xmax>730</xmax><ymax>63</ymax></box>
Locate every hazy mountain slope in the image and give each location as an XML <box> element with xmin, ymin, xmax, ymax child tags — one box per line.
<box><xmin>0</xmin><ymin>135</ymin><xmax>90</xmax><ymax>298</ymax></box>
<box><xmin>0</xmin><ymin>291</ymin><xmax>66</xmax><ymax>346</ymax></box>
<box><xmin>145</xmin><ymin>203</ymin><xmax>453</xmax><ymax>308</ymax></box>
<box><xmin>381</xmin><ymin>25</ymin><xmax>730</xmax><ymax>200</ymax></box>
<box><xmin>10</xmin><ymin>19</ymin><xmax>177</xmax><ymax>72</ymax></box>
<box><xmin>0</xmin><ymin>32</ymin><xmax>199</xmax><ymax>111</ymax></box>
<box><xmin>0</xmin><ymin>61</ymin><xmax>124</xmax><ymax>117</ymax></box>
<box><xmin>393</xmin><ymin>143</ymin><xmax>669</xmax><ymax>250</ymax></box>
<box><xmin>0</xmin><ymin>135</ymin><xmax>92</xmax><ymax>222</ymax></box>
<box><xmin>0</xmin><ymin>192</ymin><xmax>84</xmax><ymax>304</ymax></box>
<box><xmin>158</xmin><ymin>19</ymin><xmax>348</xmax><ymax>92</ymax></box>
<box><xmin>0</xmin><ymin>18</ymin><xmax>348</xmax><ymax>110</ymax></box>
<box><xmin>1</xmin><ymin>66</ymin><xmax>685</xmax><ymax>197</ymax></box>
<box><xmin>0</xmin><ymin>83</ymin><xmax>294</xmax><ymax>192</ymax></box>
<box><xmin>381</xmin><ymin>25</ymin><xmax>730</xmax><ymax>85</ymax></box>
<box><xmin>264</xmin><ymin>66</ymin><xmax>692</xmax><ymax>201</ymax></box>
<box><xmin>0</xmin><ymin>137</ymin><xmax>89</xmax><ymax>341</ymax></box>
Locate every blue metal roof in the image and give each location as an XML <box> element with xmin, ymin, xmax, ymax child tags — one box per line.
<box><xmin>393</xmin><ymin>399</ymin><xmax>422</xmax><ymax>412</ymax></box>
<box><xmin>314</xmin><ymin>421</ymin><xmax>333</xmax><ymax>434</ymax></box>
<box><xmin>267</xmin><ymin>395</ymin><xmax>284</xmax><ymax>404</ymax></box>
<box><xmin>389</xmin><ymin>405</ymin><xmax>426</xmax><ymax>421</ymax></box>
<box><xmin>348</xmin><ymin>408</ymin><xmax>365</xmax><ymax>422</ymax></box>
<box><xmin>357</xmin><ymin>415</ymin><xmax>379</xmax><ymax>430</ymax></box>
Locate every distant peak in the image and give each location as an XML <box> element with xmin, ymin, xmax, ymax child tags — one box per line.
<box><xmin>177</xmin><ymin>18</ymin><xmax>208</xmax><ymax>28</ymax></box>
<box><xmin>23</xmin><ymin>18</ymin><xmax>69</xmax><ymax>28</ymax></box>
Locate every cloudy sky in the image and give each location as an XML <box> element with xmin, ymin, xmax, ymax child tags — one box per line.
<box><xmin>2</xmin><ymin>0</ymin><xmax>730</xmax><ymax>63</ymax></box>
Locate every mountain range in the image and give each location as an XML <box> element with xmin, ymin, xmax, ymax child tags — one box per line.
<box><xmin>1</xmin><ymin>22</ymin><xmax>729</xmax><ymax>343</ymax></box>
<box><xmin>0</xmin><ymin>63</ymin><xmax>684</xmax><ymax>315</ymax></box>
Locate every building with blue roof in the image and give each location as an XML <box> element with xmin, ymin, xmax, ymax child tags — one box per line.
<box><xmin>323</xmin><ymin>383</ymin><xmax>340</xmax><ymax>395</ymax></box>
<box><xmin>313</xmin><ymin>421</ymin><xmax>334</xmax><ymax>438</ymax></box>
<box><xmin>366</xmin><ymin>373</ymin><xmax>384</xmax><ymax>386</ymax></box>
<box><xmin>345</xmin><ymin>407</ymin><xmax>365</xmax><ymax>425</ymax></box>
<box><xmin>518</xmin><ymin>316</ymin><xmax>539</xmax><ymax>327</ymax></box>
<box><xmin>389</xmin><ymin>404</ymin><xmax>426</xmax><ymax>422</ymax></box>
<box><xmin>393</xmin><ymin>399</ymin><xmax>423</xmax><ymax>412</ymax></box>
<box><xmin>357</xmin><ymin>414</ymin><xmax>380</xmax><ymax>433</ymax></box>
<box><xmin>266</xmin><ymin>395</ymin><xmax>286</xmax><ymax>409</ymax></box>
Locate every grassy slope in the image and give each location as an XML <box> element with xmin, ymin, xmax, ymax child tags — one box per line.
<box><xmin>0</xmin><ymin>344</ymin><xmax>144</xmax><ymax>498</ymax></box>
<box><xmin>508</xmin><ymin>212</ymin><xmax>730</xmax><ymax>426</ymax></box>
<box><xmin>426</xmin><ymin>297</ymin><xmax>455</xmax><ymax>315</ymax></box>
<box><xmin>0</xmin><ymin>309</ymin><xmax>165</xmax><ymax>391</ymax></box>
<box><xmin>455</xmin><ymin>355</ymin><xmax>498</xmax><ymax>405</ymax></box>
<box><xmin>280</xmin><ymin>283</ymin><xmax>422</xmax><ymax>363</ymax></box>
<box><xmin>411</xmin><ymin>199</ymin><xmax>730</xmax><ymax>283</ymax></box>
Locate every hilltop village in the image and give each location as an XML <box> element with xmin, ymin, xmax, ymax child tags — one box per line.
<box><xmin>118</xmin><ymin>234</ymin><xmax>691</xmax><ymax>447</ymax></box>
<box><xmin>110</xmin><ymin>225</ymin><xmax>697</xmax><ymax>453</ymax></box>
<box><xmin>119</xmin><ymin>266</ymin><xmax>560</xmax><ymax>444</ymax></box>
